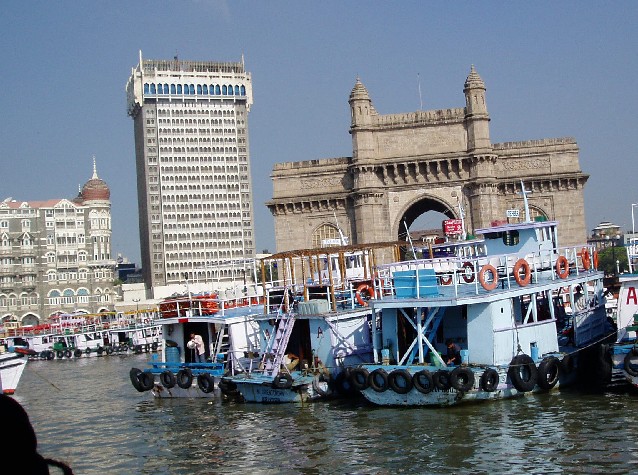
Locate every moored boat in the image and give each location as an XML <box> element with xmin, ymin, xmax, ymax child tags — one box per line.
<box><xmin>608</xmin><ymin>272</ymin><xmax>638</xmax><ymax>388</ymax></box>
<box><xmin>2</xmin><ymin>311</ymin><xmax>162</xmax><ymax>360</ymax></box>
<box><xmin>353</xmin><ymin>197</ymin><xmax>612</xmax><ymax>406</ymax></box>
<box><xmin>0</xmin><ymin>344</ymin><xmax>30</xmax><ymax>394</ymax></box>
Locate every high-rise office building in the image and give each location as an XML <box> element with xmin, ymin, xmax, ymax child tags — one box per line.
<box><xmin>126</xmin><ymin>52</ymin><xmax>256</xmax><ymax>291</ymax></box>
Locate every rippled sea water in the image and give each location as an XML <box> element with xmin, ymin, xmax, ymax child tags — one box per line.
<box><xmin>15</xmin><ymin>354</ymin><xmax>638</xmax><ymax>474</ymax></box>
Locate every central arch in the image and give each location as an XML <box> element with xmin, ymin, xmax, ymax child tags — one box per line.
<box><xmin>395</xmin><ymin>196</ymin><xmax>458</xmax><ymax>241</ymax></box>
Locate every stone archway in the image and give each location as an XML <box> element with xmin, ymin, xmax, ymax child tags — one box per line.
<box><xmin>395</xmin><ymin>196</ymin><xmax>457</xmax><ymax>241</ymax></box>
<box><xmin>268</xmin><ymin>68</ymin><xmax>589</xmax><ymax>256</ymax></box>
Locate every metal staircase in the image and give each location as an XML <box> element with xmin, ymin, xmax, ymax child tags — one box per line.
<box><xmin>261</xmin><ymin>312</ymin><xmax>297</xmax><ymax>376</ymax></box>
<box><xmin>212</xmin><ymin>324</ymin><xmax>230</xmax><ymax>362</ymax></box>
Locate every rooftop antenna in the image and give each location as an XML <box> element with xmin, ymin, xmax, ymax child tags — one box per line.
<box><xmin>518</xmin><ymin>180</ymin><xmax>532</xmax><ymax>222</ymax></box>
<box><xmin>417</xmin><ymin>73</ymin><xmax>423</xmax><ymax>111</ymax></box>
<box><xmin>457</xmin><ymin>196</ymin><xmax>467</xmax><ymax>240</ymax></box>
<box><xmin>333</xmin><ymin>211</ymin><xmax>348</xmax><ymax>245</ymax></box>
<box><xmin>403</xmin><ymin>220</ymin><xmax>417</xmax><ymax>258</ymax></box>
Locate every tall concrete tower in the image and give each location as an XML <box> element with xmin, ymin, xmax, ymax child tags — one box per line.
<box><xmin>126</xmin><ymin>52</ymin><xmax>255</xmax><ymax>291</ymax></box>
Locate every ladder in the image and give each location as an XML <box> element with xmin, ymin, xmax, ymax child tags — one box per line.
<box><xmin>261</xmin><ymin>312</ymin><xmax>297</xmax><ymax>376</ymax></box>
<box><xmin>212</xmin><ymin>324</ymin><xmax>230</xmax><ymax>362</ymax></box>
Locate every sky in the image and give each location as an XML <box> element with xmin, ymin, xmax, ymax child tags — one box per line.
<box><xmin>1</xmin><ymin>1</ymin><xmax>636</xmax><ymax>265</ymax></box>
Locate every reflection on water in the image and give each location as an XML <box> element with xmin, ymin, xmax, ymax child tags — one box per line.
<box><xmin>16</xmin><ymin>356</ymin><xmax>638</xmax><ymax>474</ymax></box>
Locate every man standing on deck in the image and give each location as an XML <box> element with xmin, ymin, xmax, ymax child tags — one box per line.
<box><xmin>189</xmin><ymin>333</ymin><xmax>206</xmax><ymax>363</ymax></box>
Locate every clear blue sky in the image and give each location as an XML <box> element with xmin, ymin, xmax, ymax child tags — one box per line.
<box><xmin>1</xmin><ymin>1</ymin><xmax>636</xmax><ymax>264</ymax></box>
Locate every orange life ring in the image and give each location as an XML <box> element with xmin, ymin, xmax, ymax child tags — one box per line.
<box><xmin>593</xmin><ymin>250</ymin><xmax>599</xmax><ymax>269</ymax></box>
<box><xmin>440</xmin><ymin>274</ymin><xmax>453</xmax><ymax>285</ymax></box>
<box><xmin>478</xmin><ymin>264</ymin><xmax>498</xmax><ymax>291</ymax></box>
<box><xmin>355</xmin><ymin>283</ymin><xmax>373</xmax><ymax>307</ymax></box>
<box><xmin>556</xmin><ymin>256</ymin><xmax>569</xmax><ymax>279</ymax></box>
<box><xmin>461</xmin><ymin>262</ymin><xmax>475</xmax><ymax>283</ymax></box>
<box><xmin>581</xmin><ymin>248</ymin><xmax>591</xmax><ymax>270</ymax></box>
<box><xmin>513</xmin><ymin>259</ymin><xmax>531</xmax><ymax>286</ymax></box>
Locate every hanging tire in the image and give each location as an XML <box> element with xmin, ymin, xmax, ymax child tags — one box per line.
<box><xmin>433</xmin><ymin>370</ymin><xmax>451</xmax><ymax>390</ymax></box>
<box><xmin>176</xmin><ymin>368</ymin><xmax>193</xmax><ymax>389</ymax></box>
<box><xmin>311</xmin><ymin>373</ymin><xmax>331</xmax><ymax>398</ymax></box>
<box><xmin>46</xmin><ymin>350</ymin><xmax>54</xmax><ymax>360</ymax></box>
<box><xmin>349</xmin><ymin>367</ymin><xmax>370</xmax><ymax>391</ymax></box>
<box><xmin>368</xmin><ymin>368</ymin><xmax>389</xmax><ymax>392</ymax></box>
<box><xmin>334</xmin><ymin>370</ymin><xmax>357</xmax><ymax>396</ymax></box>
<box><xmin>74</xmin><ymin>349</ymin><xmax>82</xmax><ymax>358</ymax></box>
<box><xmin>412</xmin><ymin>370</ymin><xmax>434</xmax><ymax>394</ymax></box>
<box><xmin>219</xmin><ymin>378</ymin><xmax>239</xmax><ymax>396</ymax></box>
<box><xmin>388</xmin><ymin>369</ymin><xmax>413</xmax><ymax>394</ymax></box>
<box><xmin>137</xmin><ymin>371</ymin><xmax>155</xmax><ymax>391</ymax></box>
<box><xmin>106</xmin><ymin>346</ymin><xmax>114</xmax><ymax>355</ymax></box>
<box><xmin>537</xmin><ymin>356</ymin><xmax>560</xmax><ymax>390</ymax></box>
<box><xmin>624</xmin><ymin>348</ymin><xmax>638</xmax><ymax>377</ymax></box>
<box><xmin>144</xmin><ymin>344</ymin><xmax>150</xmax><ymax>353</ymax></box>
<box><xmin>450</xmin><ymin>367</ymin><xmax>475</xmax><ymax>392</ymax></box>
<box><xmin>130</xmin><ymin>368</ymin><xmax>145</xmax><ymax>392</ymax></box>
<box><xmin>272</xmin><ymin>372</ymin><xmax>293</xmax><ymax>389</ymax></box>
<box><xmin>508</xmin><ymin>354</ymin><xmax>538</xmax><ymax>392</ymax></box>
<box><xmin>134</xmin><ymin>345</ymin><xmax>143</xmax><ymax>354</ymax></box>
<box><xmin>197</xmin><ymin>373</ymin><xmax>215</xmax><ymax>393</ymax></box>
<box><xmin>560</xmin><ymin>354</ymin><xmax>575</xmax><ymax>375</ymax></box>
<box><xmin>480</xmin><ymin>368</ymin><xmax>499</xmax><ymax>392</ymax></box>
<box><xmin>160</xmin><ymin>370</ymin><xmax>176</xmax><ymax>389</ymax></box>
<box><xmin>85</xmin><ymin>347</ymin><xmax>91</xmax><ymax>355</ymax></box>
<box><xmin>151</xmin><ymin>342</ymin><xmax>159</xmax><ymax>351</ymax></box>
<box><xmin>64</xmin><ymin>350</ymin><xmax>72</xmax><ymax>358</ymax></box>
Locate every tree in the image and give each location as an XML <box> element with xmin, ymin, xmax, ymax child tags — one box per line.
<box><xmin>596</xmin><ymin>246</ymin><xmax>628</xmax><ymax>276</ymax></box>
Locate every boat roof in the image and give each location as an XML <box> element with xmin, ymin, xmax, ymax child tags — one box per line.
<box><xmin>475</xmin><ymin>220</ymin><xmax>558</xmax><ymax>235</ymax></box>
<box><xmin>263</xmin><ymin>240</ymin><xmax>409</xmax><ymax>260</ymax></box>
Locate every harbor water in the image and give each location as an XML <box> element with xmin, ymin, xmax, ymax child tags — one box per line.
<box><xmin>15</xmin><ymin>354</ymin><xmax>638</xmax><ymax>474</ymax></box>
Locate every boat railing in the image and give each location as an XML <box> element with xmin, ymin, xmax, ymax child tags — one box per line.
<box><xmin>375</xmin><ymin>243</ymin><xmax>601</xmax><ymax>300</ymax></box>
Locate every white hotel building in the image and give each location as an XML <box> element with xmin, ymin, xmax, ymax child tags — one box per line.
<box><xmin>126</xmin><ymin>53</ymin><xmax>256</xmax><ymax>292</ymax></box>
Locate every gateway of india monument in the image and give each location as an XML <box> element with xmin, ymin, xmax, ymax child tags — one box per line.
<box><xmin>267</xmin><ymin>66</ymin><xmax>588</xmax><ymax>254</ymax></box>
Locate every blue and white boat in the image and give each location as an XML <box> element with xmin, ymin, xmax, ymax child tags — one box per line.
<box><xmin>352</xmin><ymin>197</ymin><xmax>611</xmax><ymax>406</ymax></box>
<box><xmin>219</xmin><ymin>242</ymin><xmax>405</xmax><ymax>403</ymax></box>
<box><xmin>129</xmin><ymin>289</ymin><xmax>264</xmax><ymax>398</ymax></box>
<box><xmin>608</xmin><ymin>239</ymin><xmax>638</xmax><ymax>389</ymax></box>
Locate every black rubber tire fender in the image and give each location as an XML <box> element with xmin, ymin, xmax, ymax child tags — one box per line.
<box><xmin>349</xmin><ymin>367</ymin><xmax>370</xmax><ymax>391</ymax></box>
<box><xmin>508</xmin><ymin>354</ymin><xmax>538</xmax><ymax>392</ymax></box>
<box><xmin>412</xmin><ymin>370</ymin><xmax>434</xmax><ymax>394</ymax></box>
<box><xmin>64</xmin><ymin>350</ymin><xmax>72</xmax><ymax>358</ymax></box>
<box><xmin>74</xmin><ymin>349</ymin><xmax>82</xmax><ymax>358</ymax></box>
<box><xmin>160</xmin><ymin>370</ymin><xmax>176</xmax><ymax>389</ymax></box>
<box><xmin>311</xmin><ymin>373</ymin><xmax>331</xmax><ymax>398</ymax></box>
<box><xmin>560</xmin><ymin>354</ymin><xmax>575</xmax><ymax>375</ymax></box>
<box><xmin>106</xmin><ymin>346</ymin><xmax>114</xmax><ymax>355</ymax></box>
<box><xmin>130</xmin><ymin>368</ymin><xmax>145</xmax><ymax>392</ymax></box>
<box><xmin>219</xmin><ymin>378</ymin><xmax>239</xmax><ymax>396</ymax></box>
<box><xmin>151</xmin><ymin>341</ymin><xmax>159</xmax><ymax>351</ymax></box>
<box><xmin>137</xmin><ymin>371</ymin><xmax>155</xmax><ymax>391</ymax></box>
<box><xmin>388</xmin><ymin>369</ymin><xmax>413</xmax><ymax>394</ymax></box>
<box><xmin>197</xmin><ymin>373</ymin><xmax>215</xmax><ymax>393</ymax></box>
<box><xmin>176</xmin><ymin>368</ymin><xmax>194</xmax><ymax>389</ymax></box>
<box><xmin>480</xmin><ymin>368</ymin><xmax>499</xmax><ymax>392</ymax></box>
<box><xmin>433</xmin><ymin>370</ymin><xmax>451</xmax><ymax>390</ymax></box>
<box><xmin>367</xmin><ymin>368</ymin><xmax>389</xmax><ymax>392</ymax></box>
<box><xmin>537</xmin><ymin>356</ymin><xmax>560</xmax><ymax>390</ymax></box>
<box><xmin>450</xmin><ymin>367</ymin><xmax>475</xmax><ymax>392</ymax></box>
<box><xmin>624</xmin><ymin>348</ymin><xmax>638</xmax><ymax>377</ymax></box>
<box><xmin>272</xmin><ymin>372</ymin><xmax>293</xmax><ymax>389</ymax></box>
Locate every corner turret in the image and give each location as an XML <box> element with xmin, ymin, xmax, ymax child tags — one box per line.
<box><xmin>464</xmin><ymin>65</ymin><xmax>491</xmax><ymax>151</ymax></box>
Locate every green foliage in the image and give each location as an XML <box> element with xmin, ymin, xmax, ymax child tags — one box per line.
<box><xmin>597</xmin><ymin>246</ymin><xmax>628</xmax><ymax>275</ymax></box>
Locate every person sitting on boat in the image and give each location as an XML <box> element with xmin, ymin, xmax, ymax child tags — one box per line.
<box><xmin>189</xmin><ymin>333</ymin><xmax>206</xmax><ymax>363</ymax></box>
<box><xmin>445</xmin><ymin>339</ymin><xmax>462</xmax><ymax>366</ymax></box>
<box><xmin>284</xmin><ymin>352</ymin><xmax>299</xmax><ymax>371</ymax></box>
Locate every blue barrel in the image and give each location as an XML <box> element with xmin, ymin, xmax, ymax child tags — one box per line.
<box><xmin>165</xmin><ymin>346</ymin><xmax>181</xmax><ymax>363</ymax></box>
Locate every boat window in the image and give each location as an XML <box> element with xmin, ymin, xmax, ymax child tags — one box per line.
<box><xmin>503</xmin><ymin>231</ymin><xmax>519</xmax><ymax>246</ymax></box>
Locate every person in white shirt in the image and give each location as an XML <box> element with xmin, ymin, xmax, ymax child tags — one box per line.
<box><xmin>189</xmin><ymin>333</ymin><xmax>206</xmax><ymax>363</ymax></box>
